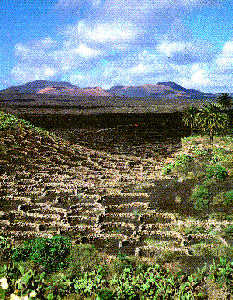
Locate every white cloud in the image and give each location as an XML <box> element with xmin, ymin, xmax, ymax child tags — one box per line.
<box><xmin>11</xmin><ymin>65</ymin><xmax>58</xmax><ymax>83</ymax></box>
<box><xmin>15</xmin><ymin>44</ymin><xmax>30</xmax><ymax>58</ymax></box>
<box><xmin>64</xmin><ymin>21</ymin><xmax>138</xmax><ymax>45</ymax></box>
<box><xmin>10</xmin><ymin>0</ymin><xmax>230</xmax><ymax>92</ymax></box>
<box><xmin>14</xmin><ymin>38</ymin><xmax>58</xmax><ymax>65</ymax></box>
<box><xmin>158</xmin><ymin>41</ymin><xmax>191</xmax><ymax>56</ymax></box>
<box><xmin>43</xmin><ymin>67</ymin><xmax>57</xmax><ymax>77</ymax></box>
<box><xmin>75</xmin><ymin>44</ymin><xmax>101</xmax><ymax>57</ymax></box>
<box><xmin>56</xmin><ymin>0</ymin><xmax>82</xmax><ymax>8</ymax></box>
<box><xmin>56</xmin><ymin>0</ymin><xmax>101</xmax><ymax>8</ymax></box>
<box><xmin>11</xmin><ymin>36</ymin><xmax>103</xmax><ymax>83</ymax></box>
<box><xmin>15</xmin><ymin>38</ymin><xmax>57</xmax><ymax>57</ymax></box>
<box><xmin>11</xmin><ymin>33</ymin><xmax>219</xmax><ymax>92</ymax></box>
<box><xmin>56</xmin><ymin>0</ymin><xmax>217</xmax><ymax>10</ymax></box>
<box><xmin>157</xmin><ymin>40</ymin><xmax>213</xmax><ymax>64</ymax></box>
<box><xmin>216</xmin><ymin>40</ymin><xmax>233</xmax><ymax>68</ymax></box>
<box><xmin>190</xmin><ymin>64</ymin><xmax>210</xmax><ymax>86</ymax></box>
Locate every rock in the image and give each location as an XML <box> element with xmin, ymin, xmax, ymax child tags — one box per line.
<box><xmin>96</xmin><ymin>214</ymin><xmax>104</xmax><ymax>224</ymax></box>
<box><xmin>94</xmin><ymin>195</ymin><xmax>103</xmax><ymax>204</ymax></box>
<box><xmin>17</xmin><ymin>204</ymin><xmax>26</xmax><ymax>212</ymax></box>
<box><xmin>61</xmin><ymin>218</ymin><xmax>69</xmax><ymax>225</ymax></box>
<box><xmin>132</xmin><ymin>231</ymin><xmax>138</xmax><ymax>237</ymax></box>
<box><xmin>135</xmin><ymin>247</ymin><xmax>142</xmax><ymax>257</ymax></box>
<box><xmin>38</xmin><ymin>224</ymin><xmax>46</xmax><ymax>231</ymax></box>
<box><xmin>70</xmin><ymin>204</ymin><xmax>77</xmax><ymax>210</ymax></box>
<box><xmin>54</xmin><ymin>195</ymin><xmax>62</xmax><ymax>204</ymax></box>
<box><xmin>119</xmin><ymin>240</ymin><xmax>130</xmax><ymax>248</ymax></box>
<box><xmin>81</xmin><ymin>236</ymin><xmax>88</xmax><ymax>243</ymax></box>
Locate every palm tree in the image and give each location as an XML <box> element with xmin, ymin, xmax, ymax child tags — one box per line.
<box><xmin>195</xmin><ymin>103</ymin><xmax>230</xmax><ymax>142</ymax></box>
<box><xmin>217</xmin><ymin>93</ymin><xmax>232</xmax><ymax>109</ymax></box>
<box><xmin>182</xmin><ymin>106</ymin><xmax>200</xmax><ymax>134</ymax></box>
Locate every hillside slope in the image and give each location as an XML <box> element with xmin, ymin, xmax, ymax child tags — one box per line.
<box><xmin>1</xmin><ymin>110</ymin><xmax>233</xmax><ymax>289</ymax></box>
<box><xmin>0</xmin><ymin>111</ymin><xmax>166</xmax><ymax>192</ymax></box>
<box><xmin>1</xmin><ymin>80</ymin><xmax>215</xmax><ymax>99</ymax></box>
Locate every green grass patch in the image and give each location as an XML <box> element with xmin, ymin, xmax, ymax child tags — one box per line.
<box><xmin>0</xmin><ymin>110</ymin><xmax>56</xmax><ymax>139</ymax></box>
<box><xmin>11</xmin><ymin>235</ymin><xmax>73</xmax><ymax>273</ymax></box>
<box><xmin>190</xmin><ymin>185</ymin><xmax>211</xmax><ymax>210</ymax></box>
<box><xmin>162</xmin><ymin>163</ymin><xmax>173</xmax><ymax>175</ymax></box>
<box><xmin>162</xmin><ymin>154</ymin><xmax>194</xmax><ymax>176</ymax></box>
<box><xmin>212</xmin><ymin>190</ymin><xmax>233</xmax><ymax>207</ymax></box>
<box><xmin>205</xmin><ymin>164</ymin><xmax>228</xmax><ymax>180</ymax></box>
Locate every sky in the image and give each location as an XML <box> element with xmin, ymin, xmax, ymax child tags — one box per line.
<box><xmin>0</xmin><ymin>0</ymin><xmax>233</xmax><ymax>93</ymax></box>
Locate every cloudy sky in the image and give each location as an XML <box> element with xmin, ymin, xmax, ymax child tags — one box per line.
<box><xmin>0</xmin><ymin>0</ymin><xmax>233</xmax><ymax>92</ymax></box>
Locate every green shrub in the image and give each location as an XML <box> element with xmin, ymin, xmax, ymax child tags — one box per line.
<box><xmin>224</xmin><ymin>225</ymin><xmax>233</xmax><ymax>236</ymax></box>
<box><xmin>194</xmin><ymin>149</ymin><xmax>209</xmax><ymax>157</ymax></box>
<box><xmin>190</xmin><ymin>185</ymin><xmax>210</xmax><ymax>210</ymax></box>
<box><xmin>113</xmin><ymin>251</ymin><xmax>135</xmax><ymax>275</ymax></box>
<box><xmin>190</xmin><ymin>243</ymin><xmax>213</xmax><ymax>257</ymax></box>
<box><xmin>211</xmin><ymin>148</ymin><xmax>228</xmax><ymax>163</ymax></box>
<box><xmin>162</xmin><ymin>155</ymin><xmax>195</xmax><ymax>176</ymax></box>
<box><xmin>174</xmin><ymin>154</ymin><xmax>194</xmax><ymax>172</ymax></box>
<box><xmin>184</xmin><ymin>226</ymin><xmax>206</xmax><ymax>235</ymax></box>
<box><xmin>0</xmin><ymin>111</ymin><xmax>20</xmax><ymax>130</ymax></box>
<box><xmin>224</xmin><ymin>190</ymin><xmax>233</xmax><ymax>205</ymax></box>
<box><xmin>0</xmin><ymin>236</ymin><xmax>14</xmax><ymax>264</ymax></box>
<box><xmin>181</xmin><ymin>135</ymin><xmax>200</xmax><ymax>144</ymax></box>
<box><xmin>63</xmin><ymin>244</ymin><xmax>106</xmax><ymax>279</ymax></box>
<box><xmin>209</xmin><ymin>212</ymin><xmax>231</xmax><ymax>221</ymax></box>
<box><xmin>175</xmin><ymin>154</ymin><xmax>194</xmax><ymax>164</ymax></box>
<box><xmin>11</xmin><ymin>235</ymin><xmax>72</xmax><ymax>273</ymax></box>
<box><xmin>162</xmin><ymin>163</ymin><xmax>173</xmax><ymax>175</ymax></box>
<box><xmin>202</xmin><ymin>178</ymin><xmax>217</xmax><ymax>188</ymax></box>
<box><xmin>205</xmin><ymin>165</ymin><xmax>228</xmax><ymax>180</ymax></box>
<box><xmin>208</xmin><ymin>257</ymin><xmax>233</xmax><ymax>291</ymax></box>
<box><xmin>96</xmin><ymin>288</ymin><xmax>115</xmax><ymax>300</ymax></box>
<box><xmin>212</xmin><ymin>190</ymin><xmax>233</xmax><ymax>207</ymax></box>
<box><xmin>0</xmin><ymin>110</ymin><xmax>54</xmax><ymax>137</ymax></box>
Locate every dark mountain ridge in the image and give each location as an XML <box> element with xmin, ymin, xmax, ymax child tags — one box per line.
<box><xmin>1</xmin><ymin>80</ymin><xmax>215</xmax><ymax>99</ymax></box>
<box><xmin>2</xmin><ymin>80</ymin><xmax>78</xmax><ymax>94</ymax></box>
<box><xmin>157</xmin><ymin>81</ymin><xmax>201</xmax><ymax>94</ymax></box>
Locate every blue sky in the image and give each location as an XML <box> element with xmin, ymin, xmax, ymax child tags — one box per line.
<box><xmin>0</xmin><ymin>0</ymin><xmax>233</xmax><ymax>92</ymax></box>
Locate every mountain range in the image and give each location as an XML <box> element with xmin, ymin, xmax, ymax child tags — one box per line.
<box><xmin>1</xmin><ymin>80</ymin><xmax>215</xmax><ymax>99</ymax></box>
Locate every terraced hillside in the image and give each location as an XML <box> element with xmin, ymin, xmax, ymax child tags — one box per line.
<box><xmin>0</xmin><ymin>111</ymin><xmax>171</xmax><ymax>250</ymax></box>
<box><xmin>1</xmin><ymin>111</ymin><xmax>233</xmax><ymax>274</ymax></box>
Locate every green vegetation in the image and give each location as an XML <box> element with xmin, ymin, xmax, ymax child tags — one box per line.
<box><xmin>217</xmin><ymin>93</ymin><xmax>232</xmax><ymax>109</ymax></box>
<box><xmin>211</xmin><ymin>147</ymin><xmax>228</xmax><ymax>163</ymax></box>
<box><xmin>162</xmin><ymin>154</ymin><xmax>194</xmax><ymax>175</ymax></box>
<box><xmin>195</xmin><ymin>104</ymin><xmax>230</xmax><ymax>143</ymax></box>
<box><xmin>201</xmin><ymin>178</ymin><xmax>217</xmax><ymax>188</ymax></box>
<box><xmin>212</xmin><ymin>190</ymin><xmax>233</xmax><ymax>207</ymax></box>
<box><xmin>182</xmin><ymin>106</ymin><xmax>200</xmax><ymax>135</ymax></box>
<box><xmin>182</xmin><ymin>103</ymin><xmax>230</xmax><ymax>142</ymax></box>
<box><xmin>224</xmin><ymin>190</ymin><xmax>233</xmax><ymax>205</ymax></box>
<box><xmin>209</xmin><ymin>257</ymin><xmax>233</xmax><ymax>291</ymax></box>
<box><xmin>162</xmin><ymin>163</ymin><xmax>173</xmax><ymax>175</ymax></box>
<box><xmin>184</xmin><ymin>226</ymin><xmax>206</xmax><ymax>235</ymax></box>
<box><xmin>190</xmin><ymin>185</ymin><xmax>210</xmax><ymax>210</ymax></box>
<box><xmin>0</xmin><ymin>110</ymin><xmax>56</xmax><ymax>138</ymax></box>
<box><xmin>205</xmin><ymin>164</ymin><xmax>228</xmax><ymax>180</ymax></box>
<box><xmin>0</xmin><ymin>236</ymin><xmax>233</xmax><ymax>299</ymax></box>
<box><xmin>11</xmin><ymin>235</ymin><xmax>73</xmax><ymax>273</ymax></box>
<box><xmin>163</xmin><ymin>132</ymin><xmax>233</xmax><ymax>213</ymax></box>
<box><xmin>224</xmin><ymin>224</ymin><xmax>233</xmax><ymax>236</ymax></box>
